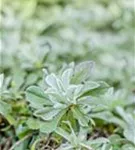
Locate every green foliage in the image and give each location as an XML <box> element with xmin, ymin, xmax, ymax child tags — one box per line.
<box><xmin>55</xmin><ymin>121</ymin><xmax>109</xmax><ymax>150</ymax></box>
<box><xmin>0</xmin><ymin>0</ymin><xmax>134</xmax><ymax>149</ymax></box>
<box><xmin>26</xmin><ymin>62</ymin><xmax>95</xmax><ymax>131</ymax></box>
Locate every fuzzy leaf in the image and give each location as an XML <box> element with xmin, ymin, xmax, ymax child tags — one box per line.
<box><xmin>45</xmin><ymin>74</ymin><xmax>59</xmax><ymax>90</ymax></box>
<box><xmin>55</xmin><ymin>127</ymin><xmax>71</xmax><ymax>142</ymax></box>
<box><xmin>62</xmin><ymin>68</ymin><xmax>73</xmax><ymax>89</ymax></box>
<box><xmin>27</xmin><ymin>118</ymin><xmax>41</xmax><ymax>130</ymax></box>
<box><xmin>71</xmin><ymin>61</ymin><xmax>94</xmax><ymax>84</ymax></box>
<box><xmin>116</xmin><ymin>107</ymin><xmax>135</xmax><ymax>145</ymax></box>
<box><xmin>71</xmin><ymin>106</ymin><xmax>89</xmax><ymax>127</ymax></box>
<box><xmin>34</xmin><ymin>107</ymin><xmax>61</xmax><ymax>120</ymax></box>
<box><xmin>26</xmin><ymin>86</ymin><xmax>52</xmax><ymax>108</ymax></box>
<box><xmin>40</xmin><ymin>109</ymin><xmax>67</xmax><ymax>133</ymax></box>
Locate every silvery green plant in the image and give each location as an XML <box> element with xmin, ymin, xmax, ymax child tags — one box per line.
<box><xmin>94</xmin><ymin>106</ymin><xmax>135</xmax><ymax>146</ymax></box>
<box><xmin>0</xmin><ymin>74</ymin><xmax>15</xmax><ymax>124</ymax></box>
<box><xmin>0</xmin><ymin>74</ymin><xmax>9</xmax><ymax>116</ymax></box>
<box><xmin>88</xmin><ymin>88</ymin><xmax>135</xmax><ymax>146</ymax></box>
<box><xmin>26</xmin><ymin>61</ymin><xmax>109</xmax><ymax>133</ymax></box>
<box><xmin>100</xmin><ymin>134</ymin><xmax>135</xmax><ymax>150</ymax></box>
<box><xmin>56</xmin><ymin>121</ymin><xmax>109</xmax><ymax>150</ymax></box>
<box><xmin>115</xmin><ymin>107</ymin><xmax>135</xmax><ymax>145</ymax></box>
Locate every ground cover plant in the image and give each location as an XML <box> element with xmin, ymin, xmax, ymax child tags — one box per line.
<box><xmin>0</xmin><ymin>0</ymin><xmax>135</xmax><ymax>150</ymax></box>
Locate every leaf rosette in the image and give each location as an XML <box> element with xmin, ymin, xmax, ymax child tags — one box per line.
<box><xmin>26</xmin><ymin>61</ymin><xmax>109</xmax><ymax>133</ymax></box>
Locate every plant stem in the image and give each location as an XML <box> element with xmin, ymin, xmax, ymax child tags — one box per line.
<box><xmin>9</xmin><ymin>133</ymin><xmax>32</xmax><ymax>150</ymax></box>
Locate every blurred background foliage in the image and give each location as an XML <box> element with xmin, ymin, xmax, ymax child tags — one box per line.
<box><xmin>1</xmin><ymin>0</ymin><xmax>134</xmax><ymax>94</ymax></box>
<box><xmin>0</xmin><ymin>0</ymin><xmax>135</xmax><ymax>149</ymax></box>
